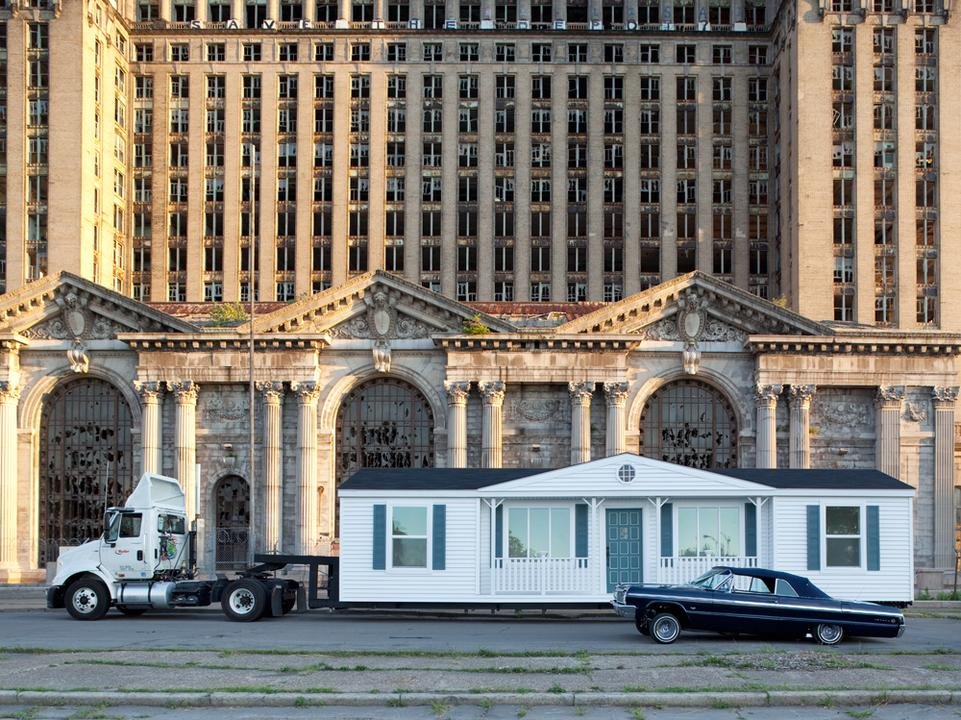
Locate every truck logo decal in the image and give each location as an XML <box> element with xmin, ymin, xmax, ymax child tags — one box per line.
<box><xmin>114</xmin><ymin>549</ymin><xmax>129</xmax><ymax>555</ymax></box>
<box><xmin>160</xmin><ymin>537</ymin><xmax>177</xmax><ymax>560</ymax></box>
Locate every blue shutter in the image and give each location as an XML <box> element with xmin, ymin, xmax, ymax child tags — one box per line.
<box><xmin>495</xmin><ymin>505</ymin><xmax>503</xmax><ymax>558</ymax></box>
<box><xmin>660</xmin><ymin>503</ymin><xmax>673</xmax><ymax>557</ymax></box>
<box><xmin>744</xmin><ymin>503</ymin><xmax>757</xmax><ymax>557</ymax></box>
<box><xmin>575</xmin><ymin>504</ymin><xmax>589</xmax><ymax>558</ymax></box>
<box><xmin>806</xmin><ymin>505</ymin><xmax>820</xmax><ymax>571</ymax></box>
<box><xmin>372</xmin><ymin>504</ymin><xmax>386</xmax><ymax>570</ymax></box>
<box><xmin>432</xmin><ymin>504</ymin><xmax>446</xmax><ymax>570</ymax></box>
<box><xmin>866</xmin><ymin>505</ymin><xmax>880</xmax><ymax>572</ymax></box>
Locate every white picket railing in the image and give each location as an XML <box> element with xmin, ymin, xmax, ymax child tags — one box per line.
<box><xmin>657</xmin><ymin>556</ymin><xmax>758</xmax><ymax>585</ymax></box>
<box><xmin>491</xmin><ymin>556</ymin><xmax>592</xmax><ymax>595</ymax></box>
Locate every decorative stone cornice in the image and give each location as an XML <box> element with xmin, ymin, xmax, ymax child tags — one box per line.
<box><xmin>755</xmin><ymin>384</ymin><xmax>783</xmax><ymax>405</ymax></box>
<box><xmin>257</xmin><ymin>381</ymin><xmax>285</xmax><ymax>403</ymax></box>
<box><xmin>134</xmin><ymin>380</ymin><xmax>164</xmax><ymax>402</ymax></box>
<box><xmin>168</xmin><ymin>380</ymin><xmax>199</xmax><ymax>403</ymax></box>
<box><xmin>435</xmin><ymin>336</ymin><xmax>640</xmax><ymax>352</ymax></box>
<box><xmin>747</xmin><ymin>335</ymin><xmax>961</xmax><ymax>356</ymax></box>
<box><xmin>479</xmin><ymin>381</ymin><xmax>505</xmax><ymax>406</ymax></box>
<box><xmin>124</xmin><ymin>336</ymin><xmax>329</xmax><ymax>351</ymax></box>
<box><xmin>876</xmin><ymin>385</ymin><xmax>905</xmax><ymax>406</ymax></box>
<box><xmin>444</xmin><ymin>380</ymin><xmax>471</xmax><ymax>405</ymax></box>
<box><xmin>603</xmin><ymin>382</ymin><xmax>629</xmax><ymax>407</ymax></box>
<box><xmin>932</xmin><ymin>386</ymin><xmax>959</xmax><ymax>405</ymax></box>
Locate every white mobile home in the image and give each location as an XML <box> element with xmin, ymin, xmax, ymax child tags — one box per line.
<box><xmin>338</xmin><ymin>454</ymin><xmax>915</xmax><ymax>605</ymax></box>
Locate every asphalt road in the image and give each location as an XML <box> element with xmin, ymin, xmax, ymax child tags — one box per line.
<box><xmin>4</xmin><ymin>609</ymin><xmax>960</xmax><ymax>653</ymax></box>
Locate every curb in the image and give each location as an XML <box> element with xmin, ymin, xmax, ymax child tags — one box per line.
<box><xmin>1</xmin><ymin>689</ymin><xmax>959</xmax><ymax>709</ymax></box>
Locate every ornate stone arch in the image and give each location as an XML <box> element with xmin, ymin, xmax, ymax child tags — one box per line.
<box><xmin>632</xmin><ymin>372</ymin><xmax>743</xmax><ymax>469</ymax></box>
<box><xmin>627</xmin><ymin>367</ymin><xmax>748</xmax><ymax>435</ymax></box>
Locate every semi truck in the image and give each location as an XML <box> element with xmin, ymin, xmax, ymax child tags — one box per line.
<box><xmin>46</xmin><ymin>473</ymin><xmax>333</xmax><ymax>622</ymax></box>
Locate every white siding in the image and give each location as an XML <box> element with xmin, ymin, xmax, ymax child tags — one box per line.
<box><xmin>340</xmin><ymin>497</ymin><xmax>480</xmax><ymax>602</ymax></box>
<box><xmin>771</xmin><ymin>496</ymin><xmax>913</xmax><ymax>602</ymax></box>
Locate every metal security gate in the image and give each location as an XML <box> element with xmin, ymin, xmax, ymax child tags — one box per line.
<box><xmin>38</xmin><ymin>378</ymin><xmax>134</xmax><ymax>565</ymax></box>
<box><xmin>214</xmin><ymin>475</ymin><xmax>250</xmax><ymax>569</ymax></box>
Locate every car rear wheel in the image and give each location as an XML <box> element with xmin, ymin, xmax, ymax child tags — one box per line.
<box><xmin>815</xmin><ymin>623</ymin><xmax>844</xmax><ymax>645</ymax></box>
<box><xmin>650</xmin><ymin>612</ymin><xmax>681</xmax><ymax>644</ymax></box>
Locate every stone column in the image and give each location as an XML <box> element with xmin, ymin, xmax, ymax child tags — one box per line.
<box><xmin>569</xmin><ymin>381</ymin><xmax>594</xmax><ymax>464</ymax></box>
<box><xmin>754</xmin><ymin>384</ymin><xmax>782</xmax><ymax>469</ymax></box>
<box><xmin>169</xmin><ymin>381</ymin><xmax>199</xmax><ymax>520</ymax></box>
<box><xmin>788</xmin><ymin>384</ymin><xmax>816</xmax><ymax>469</ymax></box>
<box><xmin>258</xmin><ymin>381</ymin><xmax>284</xmax><ymax>553</ymax></box>
<box><xmin>134</xmin><ymin>381</ymin><xmax>163</xmax><ymax>475</ymax></box>
<box><xmin>480</xmin><ymin>381</ymin><xmax>505</xmax><ymax>468</ymax></box>
<box><xmin>932</xmin><ymin>386</ymin><xmax>958</xmax><ymax>569</ymax></box>
<box><xmin>604</xmin><ymin>382</ymin><xmax>629</xmax><ymax>456</ymax></box>
<box><xmin>0</xmin><ymin>381</ymin><xmax>20</xmax><ymax>570</ymax></box>
<box><xmin>445</xmin><ymin>381</ymin><xmax>471</xmax><ymax>468</ymax></box>
<box><xmin>292</xmin><ymin>382</ymin><xmax>321</xmax><ymax>555</ymax></box>
<box><xmin>875</xmin><ymin>385</ymin><xmax>904</xmax><ymax>478</ymax></box>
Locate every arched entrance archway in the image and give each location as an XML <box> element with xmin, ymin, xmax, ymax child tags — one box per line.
<box><xmin>335</xmin><ymin>377</ymin><xmax>435</xmax><ymax>487</ymax></box>
<box><xmin>38</xmin><ymin>377</ymin><xmax>134</xmax><ymax>565</ymax></box>
<box><xmin>640</xmin><ymin>379</ymin><xmax>738</xmax><ymax>469</ymax></box>
<box><xmin>214</xmin><ymin>474</ymin><xmax>250</xmax><ymax>569</ymax></box>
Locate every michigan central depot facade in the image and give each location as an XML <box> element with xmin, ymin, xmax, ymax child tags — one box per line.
<box><xmin>0</xmin><ymin>0</ymin><xmax>958</xmax><ymax>585</ymax></box>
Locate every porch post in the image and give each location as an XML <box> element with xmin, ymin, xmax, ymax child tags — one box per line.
<box><xmin>788</xmin><ymin>384</ymin><xmax>815</xmax><ymax>469</ymax></box>
<box><xmin>480</xmin><ymin>381</ymin><xmax>505</xmax><ymax>468</ymax></box>
<box><xmin>569</xmin><ymin>381</ymin><xmax>594</xmax><ymax>464</ymax></box>
<box><xmin>169</xmin><ymin>381</ymin><xmax>199</xmax><ymax>520</ymax></box>
<box><xmin>932</xmin><ymin>386</ymin><xmax>958</xmax><ymax>569</ymax></box>
<box><xmin>875</xmin><ymin>385</ymin><xmax>904</xmax><ymax>478</ymax></box>
<box><xmin>259</xmin><ymin>381</ymin><xmax>284</xmax><ymax>553</ymax></box>
<box><xmin>0</xmin><ymin>381</ymin><xmax>20</xmax><ymax>571</ymax></box>
<box><xmin>292</xmin><ymin>381</ymin><xmax>321</xmax><ymax>554</ymax></box>
<box><xmin>134</xmin><ymin>381</ymin><xmax>163</xmax><ymax>475</ymax></box>
<box><xmin>603</xmin><ymin>382</ymin><xmax>629</xmax><ymax>456</ymax></box>
<box><xmin>754</xmin><ymin>384</ymin><xmax>781</xmax><ymax>469</ymax></box>
<box><xmin>445</xmin><ymin>381</ymin><xmax>471</xmax><ymax>468</ymax></box>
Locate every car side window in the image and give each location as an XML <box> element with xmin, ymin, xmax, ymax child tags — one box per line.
<box><xmin>775</xmin><ymin>578</ymin><xmax>800</xmax><ymax>597</ymax></box>
<box><xmin>748</xmin><ymin>577</ymin><xmax>772</xmax><ymax>593</ymax></box>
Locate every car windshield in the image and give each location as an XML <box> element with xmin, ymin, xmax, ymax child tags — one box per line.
<box><xmin>688</xmin><ymin>569</ymin><xmax>733</xmax><ymax>591</ymax></box>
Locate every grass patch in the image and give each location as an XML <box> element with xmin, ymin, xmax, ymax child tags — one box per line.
<box><xmin>845</xmin><ymin>710</ymin><xmax>874</xmax><ymax>719</ymax></box>
<box><xmin>429</xmin><ymin>700</ymin><xmax>449</xmax><ymax>717</ymax></box>
<box><xmin>922</xmin><ymin>663</ymin><xmax>955</xmax><ymax>671</ymax></box>
<box><xmin>547</xmin><ymin>683</ymin><xmax>565</xmax><ymax>694</ymax></box>
<box><xmin>628</xmin><ymin>708</ymin><xmax>646</xmax><ymax>720</ymax></box>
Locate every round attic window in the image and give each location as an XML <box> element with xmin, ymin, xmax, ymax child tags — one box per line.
<box><xmin>617</xmin><ymin>464</ymin><xmax>636</xmax><ymax>484</ymax></box>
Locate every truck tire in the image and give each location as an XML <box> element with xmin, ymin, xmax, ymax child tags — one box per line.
<box><xmin>65</xmin><ymin>577</ymin><xmax>110</xmax><ymax>621</ymax></box>
<box><xmin>221</xmin><ymin>579</ymin><xmax>267</xmax><ymax>622</ymax></box>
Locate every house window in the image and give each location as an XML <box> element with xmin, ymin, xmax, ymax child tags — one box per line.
<box><xmin>391</xmin><ymin>506</ymin><xmax>428</xmax><ymax>567</ymax></box>
<box><xmin>507</xmin><ymin>507</ymin><xmax>571</xmax><ymax>558</ymax></box>
<box><xmin>677</xmin><ymin>506</ymin><xmax>740</xmax><ymax>557</ymax></box>
<box><xmin>825</xmin><ymin>506</ymin><xmax>861</xmax><ymax>567</ymax></box>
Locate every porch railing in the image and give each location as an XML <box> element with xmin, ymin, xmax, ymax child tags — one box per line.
<box><xmin>657</xmin><ymin>556</ymin><xmax>758</xmax><ymax>585</ymax></box>
<box><xmin>491</xmin><ymin>556</ymin><xmax>592</xmax><ymax>595</ymax></box>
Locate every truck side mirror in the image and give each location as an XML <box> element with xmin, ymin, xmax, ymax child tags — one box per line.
<box><xmin>103</xmin><ymin>511</ymin><xmax>120</xmax><ymax>543</ymax></box>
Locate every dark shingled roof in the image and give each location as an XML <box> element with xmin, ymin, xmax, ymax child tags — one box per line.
<box><xmin>340</xmin><ymin>466</ymin><xmax>914</xmax><ymax>492</ymax></box>
<box><xmin>339</xmin><ymin>467</ymin><xmax>544</xmax><ymax>491</ymax></box>
<box><xmin>714</xmin><ymin>468</ymin><xmax>913</xmax><ymax>491</ymax></box>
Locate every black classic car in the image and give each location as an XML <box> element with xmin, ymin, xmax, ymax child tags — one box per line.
<box><xmin>612</xmin><ymin>566</ymin><xmax>905</xmax><ymax>645</ymax></box>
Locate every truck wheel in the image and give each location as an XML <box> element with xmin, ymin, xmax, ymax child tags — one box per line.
<box><xmin>116</xmin><ymin>606</ymin><xmax>147</xmax><ymax>616</ymax></box>
<box><xmin>221</xmin><ymin>579</ymin><xmax>267</xmax><ymax>622</ymax></box>
<box><xmin>650</xmin><ymin>612</ymin><xmax>681</xmax><ymax>644</ymax></box>
<box><xmin>281</xmin><ymin>597</ymin><xmax>296</xmax><ymax>614</ymax></box>
<box><xmin>65</xmin><ymin>577</ymin><xmax>110</xmax><ymax>621</ymax></box>
<box><xmin>815</xmin><ymin>623</ymin><xmax>844</xmax><ymax>645</ymax></box>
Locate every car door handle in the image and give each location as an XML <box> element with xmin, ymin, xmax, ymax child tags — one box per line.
<box><xmin>137</xmin><ymin>550</ymin><xmax>143</xmax><ymax>561</ymax></box>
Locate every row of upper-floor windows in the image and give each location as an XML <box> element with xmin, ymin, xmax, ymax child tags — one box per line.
<box><xmin>133</xmin><ymin>0</ymin><xmax>765</xmax><ymax>27</ymax></box>
<box><xmin>142</xmin><ymin>71</ymin><xmax>769</xmax><ymax>103</ymax></box>
<box><xmin>135</xmin><ymin>39</ymin><xmax>770</xmax><ymax>65</ymax></box>
<box><xmin>831</xmin><ymin>26</ymin><xmax>937</xmax><ymax>55</ymax></box>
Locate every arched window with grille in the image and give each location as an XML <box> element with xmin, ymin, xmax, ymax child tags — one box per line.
<box><xmin>640</xmin><ymin>379</ymin><xmax>738</xmax><ymax>468</ymax></box>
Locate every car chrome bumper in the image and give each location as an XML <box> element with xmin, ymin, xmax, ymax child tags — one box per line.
<box><xmin>612</xmin><ymin>601</ymin><xmax>635</xmax><ymax>619</ymax></box>
<box><xmin>897</xmin><ymin>623</ymin><xmax>905</xmax><ymax>637</ymax></box>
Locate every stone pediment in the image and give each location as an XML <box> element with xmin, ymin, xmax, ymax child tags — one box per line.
<box><xmin>557</xmin><ymin>272</ymin><xmax>830</xmax><ymax>339</ymax></box>
<box><xmin>0</xmin><ymin>272</ymin><xmax>196</xmax><ymax>342</ymax></box>
<box><xmin>247</xmin><ymin>271</ymin><xmax>515</xmax><ymax>337</ymax></box>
